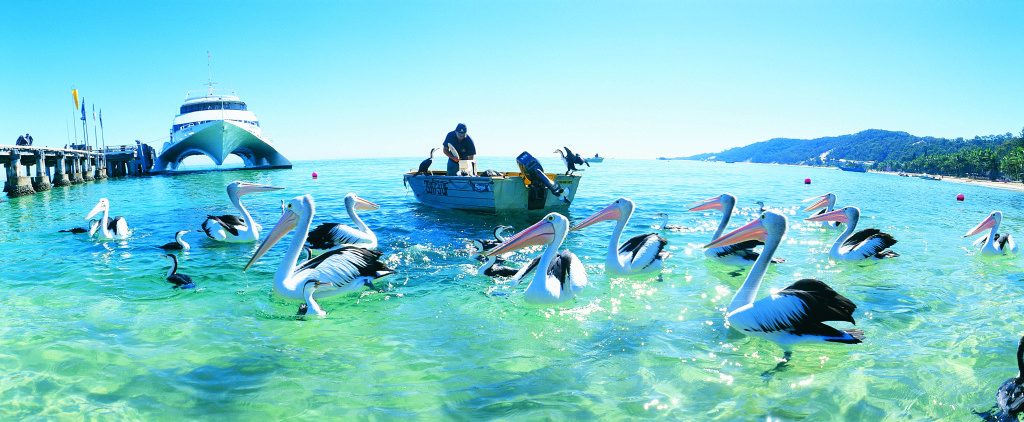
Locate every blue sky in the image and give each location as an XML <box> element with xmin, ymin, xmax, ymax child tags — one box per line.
<box><xmin>3</xmin><ymin>1</ymin><xmax>1023</xmax><ymax>161</ymax></box>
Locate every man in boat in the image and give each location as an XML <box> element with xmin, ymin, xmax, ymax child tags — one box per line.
<box><xmin>442</xmin><ymin>123</ymin><xmax>476</xmax><ymax>176</ymax></box>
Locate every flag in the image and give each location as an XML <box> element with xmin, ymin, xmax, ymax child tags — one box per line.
<box><xmin>72</xmin><ymin>89</ymin><xmax>79</xmax><ymax>110</ymax></box>
<box><xmin>99</xmin><ymin>109</ymin><xmax>103</xmax><ymax>131</ymax></box>
<box><xmin>92</xmin><ymin>104</ymin><xmax>96</xmax><ymax>124</ymax></box>
<box><xmin>81</xmin><ymin>98</ymin><xmax>86</xmax><ymax>121</ymax></box>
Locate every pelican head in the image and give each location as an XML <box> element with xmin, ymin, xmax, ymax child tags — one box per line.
<box><xmin>805</xmin><ymin>206</ymin><xmax>858</xmax><ymax>225</ymax></box>
<box><xmin>965</xmin><ymin>211</ymin><xmax>1003</xmax><ymax>238</ymax></box>
<box><xmin>228</xmin><ymin>180</ymin><xmax>285</xmax><ymax>198</ymax></box>
<box><xmin>245</xmin><ymin>195</ymin><xmax>315</xmax><ymax>271</ymax></box>
<box><xmin>344</xmin><ymin>193</ymin><xmax>380</xmax><ymax>212</ymax></box>
<box><xmin>802</xmin><ymin>193</ymin><xmax>837</xmax><ymax>212</ymax></box>
<box><xmin>705</xmin><ymin>211</ymin><xmax>787</xmax><ymax>249</ymax></box>
<box><xmin>85</xmin><ymin>198</ymin><xmax>110</xmax><ymax>220</ymax></box>
<box><xmin>686</xmin><ymin>193</ymin><xmax>736</xmax><ymax>213</ymax></box>
<box><xmin>571</xmin><ymin>197</ymin><xmax>634</xmax><ymax>232</ymax></box>
<box><xmin>483</xmin><ymin>213</ymin><xmax>563</xmax><ymax>257</ymax></box>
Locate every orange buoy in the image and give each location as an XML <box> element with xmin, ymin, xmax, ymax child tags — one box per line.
<box><xmin>956</xmin><ymin>193</ymin><xmax>964</xmax><ymax>201</ymax></box>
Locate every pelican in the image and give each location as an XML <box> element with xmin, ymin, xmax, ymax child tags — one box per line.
<box><xmin>805</xmin><ymin>206</ymin><xmax>899</xmax><ymax>261</ymax></box>
<box><xmin>244</xmin><ymin>195</ymin><xmax>396</xmax><ymax>316</ymax></box>
<box><xmin>201</xmin><ymin>181</ymin><xmax>284</xmax><ymax>242</ymax></box>
<box><xmin>160</xmin><ymin>254</ymin><xmax>195</xmax><ymax>289</ymax></box>
<box><xmin>469</xmin><ymin>225</ymin><xmax>515</xmax><ymax>259</ymax></box>
<box><xmin>655</xmin><ymin>212</ymin><xmax>688</xmax><ymax>231</ymax></box>
<box><xmin>86</xmin><ymin>198</ymin><xmax>130</xmax><ymax>239</ymax></box>
<box><xmin>158</xmin><ymin>230</ymin><xmax>199</xmax><ymax>251</ymax></box>
<box><xmin>305</xmin><ymin>193</ymin><xmax>380</xmax><ymax>253</ymax></box>
<box><xmin>992</xmin><ymin>335</ymin><xmax>1024</xmax><ymax>421</ymax></box>
<box><xmin>803</xmin><ymin>193</ymin><xmax>842</xmax><ymax>228</ymax></box>
<box><xmin>964</xmin><ymin>211</ymin><xmax>1018</xmax><ymax>256</ymax></box>
<box><xmin>686</xmin><ymin>193</ymin><xmax>779</xmax><ymax>266</ymax></box>
<box><xmin>571</xmin><ymin>197</ymin><xmax>670</xmax><ymax>276</ymax></box>
<box><xmin>704</xmin><ymin>210</ymin><xmax>863</xmax><ymax>360</ymax></box>
<box><xmin>416</xmin><ymin>148</ymin><xmax>439</xmax><ymax>175</ymax></box>
<box><xmin>483</xmin><ymin>213</ymin><xmax>586</xmax><ymax>304</ymax></box>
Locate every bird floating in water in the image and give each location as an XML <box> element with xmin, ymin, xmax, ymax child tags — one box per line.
<box><xmin>160</xmin><ymin>254</ymin><xmax>195</xmax><ymax>289</ymax></box>
<box><xmin>964</xmin><ymin>210</ymin><xmax>1018</xmax><ymax>256</ymax></box>
<box><xmin>991</xmin><ymin>335</ymin><xmax>1024</xmax><ymax>421</ymax></box>
<box><xmin>805</xmin><ymin>206</ymin><xmax>899</xmax><ymax>261</ymax></box>
<box><xmin>571</xmin><ymin>197</ymin><xmax>670</xmax><ymax>276</ymax></box>
<box><xmin>305</xmin><ymin>193</ymin><xmax>380</xmax><ymax>254</ymax></box>
<box><xmin>654</xmin><ymin>212</ymin><xmax>688</xmax><ymax>231</ymax></box>
<box><xmin>705</xmin><ymin>210</ymin><xmax>863</xmax><ymax>372</ymax></box>
<box><xmin>201</xmin><ymin>181</ymin><xmax>285</xmax><ymax>242</ymax></box>
<box><xmin>416</xmin><ymin>148</ymin><xmax>439</xmax><ymax>175</ymax></box>
<box><xmin>86</xmin><ymin>198</ymin><xmax>130</xmax><ymax>239</ymax></box>
<box><xmin>687</xmin><ymin>193</ymin><xmax>782</xmax><ymax>266</ymax></box>
<box><xmin>484</xmin><ymin>213</ymin><xmax>586</xmax><ymax>304</ymax></box>
<box><xmin>60</xmin><ymin>219</ymin><xmax>100</xmax><ymax>234</ymax></box>
<box><xmin>244</xmin><ymin>194</ymin><xmax>396</xmax><ymax>317</ymax></box>
<box><xmin>158</xmin><ymin>230</ymin><xmax>200</xmax><ymax>251</ymax></box>
<box><xmin>803</xmin><ymin>193</ymin><xmax>842</xmax><ymax>228</ymax></box>
<box><xmin>469</xmin><ymin>225</ymin><xmax>515</xmax><ymax>259</ymax></box>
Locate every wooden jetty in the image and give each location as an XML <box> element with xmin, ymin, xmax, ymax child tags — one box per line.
<box><xmin>0</xmin><ymin>143</ymin><xmax>155</xmax><ymax>198</ymax></box>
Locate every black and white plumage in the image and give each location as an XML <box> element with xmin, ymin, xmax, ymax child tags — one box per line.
<box><xmin>60</xmin><ymin>219</ymin><xmax>100</xmax><ymax>234</ymax></box>
<box><xmin>85</xmin><ymin>198</ymin><xmax>130</xmax><ymax>239</ymax></box>
<box><xmin>160</xmin><ymin>254</ymin><xmax>195</xmax><ymax>289</ymax></box>
<box><xmin>655</xmin><ymin>212</ymin><xmax>688</xmax><ymax>231</ymax></box>
<box><xmin>571</xmin><ymin>197</ymin><xmax>671</xmax><ymax>276</ymax></box>
<box><xmin>202</xmin><ymin>181</ymin><xmax>284</xmax><ymax>242</ymax></box>
<box><xmin>244</xmin><ymin>195</ymin><xmax>396</xmax><ymax>317</ymax></box>
<box><xmin>483</xmin><ymin>213</ymin><xmax>586</xmax><ymax>304</ymax></box>
<box><xmin>803</xmin><ymin>193</ymin><xmax>843</xmax><ymax>228</ymax></box>
<box><xmin>564</xmin><ymin>146</ymin><xmax>589</xmax><ymax>168</ymax></box>
<box><xmin>993</xmin><ymin>336</ymin><xmax>1024</xmax><ymax>421</ymax></box>
<box><xmin>158</xmin><ymin>230</ymin><xmax>198</xmax><ymax>251</ymax></box>
<box><xmin>477</xmin><ymin>255</ymin><xmax>523</xmax><ymax>278</ymax></box>
<box><xmin>469</xmin><ymin>225</ymin><xmax>515</xmax><ymax>259</ymax></box>
<box><xmin>416</xmin><ymin>148</ymin><xmax>439</xmax><ymax>175</ymax></box>
<box><xmin>965</xmin><ymin>211</ymin><xmax>1018</xmax><ymax>256</ymax></box>
<box><xmin>705</xmin><ymin>210</ymin><xmax>864</xmax><ymax>348</ymax></box>
<box><xmin>687</xmin><ymin>193</ymin><xmax>783</xmax><ymax>266</ymax></box>
<box><xmin>805</xmin><ymin>206</ymin><xmax>899</xmax><ymax>261</ymax></box>
<box><xmin>305</xmin><ymin>193</ymin><xmax>380</xmax><ymax>254</ymax></box>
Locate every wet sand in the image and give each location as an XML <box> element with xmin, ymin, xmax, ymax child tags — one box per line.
<box><xmin>872</xmin><ymin>171</ymin><xmax>1024</xmax><ymax>193</ymax></box>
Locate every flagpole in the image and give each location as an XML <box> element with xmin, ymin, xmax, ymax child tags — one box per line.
<box><xmin>92</xmin><ymin>104</ymin><xmax>97</xmax><ymax>151</ymax></box>
<box><xmin>100</xmin><ymin>109</ymin><xmax>106</xmax><ymax>151</ymax></box>
<box><xmin>81</xmin><ymin>97</ymin><xmax>88</xmax><ymax>149</ymax></box>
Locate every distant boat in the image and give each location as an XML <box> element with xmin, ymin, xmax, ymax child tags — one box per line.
<box><xmin>920</xmin><ymin>174</ymin><xmax>941</xmax><ymax>180</ymax></box>
<box><xmin>589</xmin><ymin>154</ymin><xmax>605</xmax><ymax>163</ymax></box>
<box><xmin>839</xmin><ymin>162</ymin><xmax>866</xmax><ymax>172</ymax></box>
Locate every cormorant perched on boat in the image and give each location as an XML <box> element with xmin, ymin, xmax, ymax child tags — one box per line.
<box><xmin>416</xmin><ymin>148</ymin><xmax>439</xmax><ymax>175</ymax></box>
<box><xmin>564</xmin><ymin>147</ymin><xmax>589</xmax><ymax>168</ymax></box>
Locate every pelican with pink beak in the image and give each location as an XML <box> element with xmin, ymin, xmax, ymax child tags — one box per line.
<box><xmin>570</xmin><ymin>197</ymin><xmax>670</xmax><ymax>276</ymax></box>
<box><xmin>244</xmin><ymin>195</ymin><xmax>396</xmax><ymax>316</ymax></box>
<box><xmin>964</xmin><ymin>210</ymin><xmax>1017</xmax><ymax>256</ymax></box>
<box><xmin>305</xmin><ymin>193</ymin><xmax>381</xmax><ymax>254</ymax></box>
<box><xmin>483</xmin><ymin>212</ymin><xmax>586</xmax><ymax>305</ymax></box>
<box><xmin>805</xmin><ymin>206</ymin><xmax>899</xmax><ymax>261</ymax></box>
<box><xmin>86</xmin><ymin>198</ymin><xmax>130</xmax><ymax>239</ymax></box>
<box><xmin>202</xmin><ymin>181</ymin><xmax>285</xmax><ymax>242</ymax></box>
<box><xmin>687</xmin><ymin>193</ymin><xmax>781</xmax><ymax>265</ymax></box>
<box><xmin>803</xmin><ymin>192</ymin><xmax>842</xmax><ymax>228</ymax></box>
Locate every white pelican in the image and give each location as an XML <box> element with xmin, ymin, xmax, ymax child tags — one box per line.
<box><xmin>571</xmin><ymin>197</ymin><xmax>670</xmax><ymax>276</ymax></box>
<box><xmin>964</xmin><ymin>211</ymin><xmax>1018</xmax><ymax>256</ymax></box>
<box><xmin>160</xmin><ymin>254</ymin><xmax>195</xmax><ymax>289</ymax></box>
<box><xmin>202</xmin><ymin>181</ymin><xmax>284</xmax><ymax>242</ymax></box>
<box><xmin>305</xmin><ymin>193</ymin><xmax>380</xmax><ymax>253</ymax></box>
<box><xmin>686</xmin><ymin>193</ymin><xmax>781</xmax><ymax>266</ymax></box>
<box><xmin>86</xmin><ymin>198</ymin><xmax>130</xmax><ymax>239</ymax></box>
<box><xmin>705</xmin><ymin>210</ymin><xmax>864</xmax><ymax>356</ymax></box>
<box><xmin>469</xmin><ymin>225</ymin><xmax>515</xmax><ymax>259</ymax></box>
<box><xmin>803</xmin><ymin>192</ymin><xmax>842</xmax><ymax>228</ymax></box>
<box><xmin>483</xmin><ymin>213</ymin><xmax>586</xmax><ymax>304</ymax></box>
<box><xmin>805</xmin><ymin>206</ymin><xmax>899</xmax><ymax>261</ymax></box>
<box><xmin>158</xmin><ymin>230</ymin><xmax>199</xmax><ymax>251</ymax></box>
<box><xmin>244</xmin><ymin>195</ymin><xmax>396</xmax><ymax>317</ymax></box>
<box><xmin>992</xmin><ymin>335</ymin><xmax>1024</xmax><ymax>420</ymax></box>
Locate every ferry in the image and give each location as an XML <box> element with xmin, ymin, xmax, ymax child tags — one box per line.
<box><xmin>153</xmin><ymin>85</ymin><xmax>291</xmax><ymax>172</ymax></box>
<box><xmin>403</xmin><ymin>151</ymin><xmax>582</xmax><ymax>214</ymax></box>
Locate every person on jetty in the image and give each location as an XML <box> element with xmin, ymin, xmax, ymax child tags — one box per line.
<box><xmin>442</xmin><ymin>123</ymin><xmax>475</xmax><ymax>176</ymax></box>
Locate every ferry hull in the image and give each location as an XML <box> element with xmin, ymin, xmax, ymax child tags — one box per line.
<box><xmin>403</xmin><ymin>171</ymin><xmax>581</xmax><ymax>213</ymax></box>
<box><xmin>154</xmin><ymin>121</ymin><xmax>292</xmax><ymax>171</ymax></box>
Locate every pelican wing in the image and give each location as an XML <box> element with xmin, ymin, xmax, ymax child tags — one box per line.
<box><xmin>996</xmin><ymin>233</ymin><xmax>1019</xmax><ymax>254</ymax></box>
<box><xmin>203</xmin><ymin>215</ymin><xmax>245</xmax><ymax>237</ymax></box>
<box><xmin>306</xmin><ymin>223</ymin><xmax>374</xmax><ymax>249</ymax></box>
<box><xmin>841</xmin><ymin>229</ymin><xmax>898</xmax><ymax>258</ymax></box>
<box><xmin>730</xmin><ymin>279</ymin><xmax>861</xmax><ymax>344</ymax></box>
<box><xmin>618</xmin><ymin>233</ymin><xmax>670</xmax><ymax>270</ymax></box>
<box><xmin>294</xmin><ymin>247</ymin><xmax>395</xmax><ymax>295</ymax></box>
<box><xmin>510</xmin><ymin>256</ymin><xmax>542</xmax><ymax>286</ymax></box>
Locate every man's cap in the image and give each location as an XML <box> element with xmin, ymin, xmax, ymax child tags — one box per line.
<box><xmin>456</xmin><ymin>123</ymin><xmax>467</xmax><ymax>134</ymax></box>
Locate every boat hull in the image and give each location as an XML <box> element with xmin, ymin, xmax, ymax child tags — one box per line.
<box><xmin>403</xmin><ymin>171</ymin><xmax>581</xmax><ymax>213</ymax></box>
<box><xmin>155</xmin><ymin>120</ymin><xmax>292</xmax><ymax>171</ymax></box>
<box><xmin>588</xmin><ymin>157</ymin><xmax>604</xmax><ymax>163</ymax></box>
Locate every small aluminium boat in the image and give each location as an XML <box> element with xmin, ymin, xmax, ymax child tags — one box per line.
<box><xmin>403</xmin><ymin>152</ymin><xmax>582</xmax><ymax>214</ymax></box>
<box><xmin>589</xmin><ymin>154</ymin><xmax>605</xmax><ymax>163</ymax></box>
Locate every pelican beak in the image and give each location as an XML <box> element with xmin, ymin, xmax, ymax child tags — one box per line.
<box><xmin>964</xmin><ymin>214</ymin><xmax>998</xmax><ymax>238</ymax></box>
<box><xmin>353</xmin><ymin>197</ymin><xmax>380</xmax><ymax>211</ymax></box>
<box><xmin>805</xmin><ymin>208</ymin><xmax>850</xmax><ymax>224</ymax></box>
<box><xmin>571</xmin><ymin>202</ymin><xmax>623</xmax><ymax>232</ymax></box>
<box><xmin>85</xmin><ymin>200</ymin><xmax>106</xmax><ymax>220</ymax></box>
<box><xmin>802</xmin><ymin>194</ymin><xmax>831</xmax><ymax>212</ymax></box>
<box><xmin>236</xmin><ymin>182</ymin><xmax>285</xmax><ymax>196</ymax></box>
<box><xmin>483</xmin><ymin>218</ymin><xmax>555</xmax><ymax>257</ymax></box>
<box><xmin>244</xmin><ymin>208</ymin><xmax>300</xmax><ymax>271</ymax></box>
<box><xmin>686</xmin><ymin>196</ymin><xmax>724</xmax><ymax>212</ymax></box>
<box><xmin>705</xmin><ymin>216</ymin><xmax>768</xmax><ymax>248</ymax></box>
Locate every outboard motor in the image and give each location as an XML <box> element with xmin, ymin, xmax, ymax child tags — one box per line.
<box><xmin>517</xmin><ymin>151</ymin><xmax>567</xmax><ymax>204</ymax></box>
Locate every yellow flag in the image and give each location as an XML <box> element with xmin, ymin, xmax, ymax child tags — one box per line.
<box><xmin>72</xmin><ymin>89</ymin><xmax>79</xmax><ymax>110</ymax></box>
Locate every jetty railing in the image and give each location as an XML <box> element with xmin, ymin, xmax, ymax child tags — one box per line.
<box><xmin>0</xmin><ymin>142</ymin><xmax>155</xmax><ymax>198</ymax></box>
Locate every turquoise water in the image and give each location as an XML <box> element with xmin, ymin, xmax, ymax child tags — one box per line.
<box><xmin>2</xmin><ymin>157</ymin><xmax>1023</xmax><ymax>421</ymax></box>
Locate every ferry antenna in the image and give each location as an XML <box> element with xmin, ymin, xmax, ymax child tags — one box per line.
<box><xmin>205</xmin><ymin>51</ymin><xmax>217</xmax><ymax>94</ymax></box>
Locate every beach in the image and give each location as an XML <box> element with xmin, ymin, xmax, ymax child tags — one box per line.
<box><xmin>872</xmin><ymin>170</ymin><xmax>1024</xmax><ymax>193</ymax></box>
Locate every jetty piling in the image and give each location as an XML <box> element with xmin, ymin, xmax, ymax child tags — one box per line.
<box><xmin>1</xmin><ymin>143</ymin><xmax>153</xmax><ymax>198</ymax></box>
